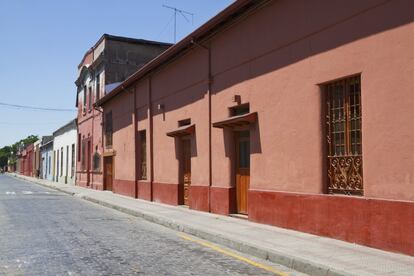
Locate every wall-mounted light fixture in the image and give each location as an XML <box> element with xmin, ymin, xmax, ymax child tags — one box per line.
<box><xmin>232</xmin><ymin>95</ymin><xmax>241</xmax><ymax>104</ymax></box>
<box><xmin>157</xmin><ymin>104</ymin><xmax>164</xmax><ymax>110</ymax></box>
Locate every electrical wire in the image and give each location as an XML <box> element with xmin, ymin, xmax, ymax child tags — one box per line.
<box><xmin>155</xmin><ymin>13</ymin><xmax>176</xmax><ymax>41</ymax></box>
<box><xmin>0</xmin><ymin>102</ymin><xmax>76</xmax><ymax>112</ymax></box>
<box><xmin>0</xmin><ymin>121</ymin><xmax>63</xmax><ymax>126</ymax></box>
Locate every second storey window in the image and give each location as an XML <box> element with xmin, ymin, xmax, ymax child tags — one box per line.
<box><xmin>105</xmin><ymin>111</ymin><xmax>113</xmax><ymax>148</ymax></box>
<box><xmin>93</xmin><ymin>152</ymin><xmax>101</xmax><ymax>171</ymax></box>
<box><xmin>83</xmin><ymin>85</ymin><xmax>87</xmax><ymax>111</ymax></box>
<box><xmin>96</xmin><ymin>74</ymin><xmax>100</xmax><ymax>101</ymax></box>
<box><xmin>325</xmin><ymin>75</ymin><xmax>362</xmax><ymax>195</ymax></box>
<box><xmin>88</xmin><ymin>86</ymin><xmax>93</xmax><ymax>111</ymax></box>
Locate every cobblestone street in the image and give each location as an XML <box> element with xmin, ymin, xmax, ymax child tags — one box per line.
<box><xmin>0</xmin><ymin>175</ymin><xmax>304</xmax><ymax>275</ymax></box>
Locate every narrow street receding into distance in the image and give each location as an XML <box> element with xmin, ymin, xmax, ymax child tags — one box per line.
<box><xmin>0</xmin><ymin>175</ymin><xmax>305</xmax><ymax>276</ymax></box>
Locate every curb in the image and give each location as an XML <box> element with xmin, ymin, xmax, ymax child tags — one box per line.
<box><xmin>82</xmin><ymin>195</ymin><xmax>350</xmax><ymax>276</ymax></box>
<box><xmin>7</xmin><ymin>173</ymin><xmax>352</xmax><ymax>276</ymax></box>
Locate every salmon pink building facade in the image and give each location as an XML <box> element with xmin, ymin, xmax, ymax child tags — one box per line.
<box><xmin>96</xmin><ymin>0</ymin><xmax>414</xmax><ymax>256</ymax></box>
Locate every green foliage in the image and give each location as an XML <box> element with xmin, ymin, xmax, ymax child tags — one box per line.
<box><xmin>20</xmin><ymin>135</ymin><xmax>39</xmax><ymax>146</ymax></box>
<box><xmin>0</xmin><ymin>135</ymin><xmax>39</xmax><ymax>167</ymax></box>
<box><xmin>0</xmin><ymin>146</ymin><xmax>11</xmax><ymax>168</ymax></box>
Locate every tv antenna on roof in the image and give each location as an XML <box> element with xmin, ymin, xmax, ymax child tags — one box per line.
<box><xmin>163</xmin><ymin>5</ymin><xmax>194</xmax><ymax>43</ymax></box>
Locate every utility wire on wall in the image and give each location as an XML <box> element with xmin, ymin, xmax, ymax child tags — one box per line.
<box><xmin>0</xmin><ymin>102</ymin><xmax>76</xmax><ymax>112</ymax></box>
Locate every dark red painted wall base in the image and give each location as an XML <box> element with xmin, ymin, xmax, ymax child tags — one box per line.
<box><xmin>153</xmin><ymin>182</ymin><xmax>179</xmax><ymax>205</ymax></box>
<box><xmin>210</xmin><ymin>186</ymin><xmax>236</xmax><ymax>215</ymax></box>
<box><xmin>113</xmin><ymin>179</ymin><xmax>136</xmax><ymax>198</ymax></box>
<box><xmin>76</xmin><ymin>180</ymin><xmax>103</xmax><ymax>190</ymax></box>
<box><xmin>76</xmin><ymin>172</ymin><xmax>103</xmax><ymax>191</ymax></box>
<box><xmin>91</xmin><ymin>184</ymin><xmax>104</xmax><ymax>191</ymax></box>
<box><xmin>189</xmin><ymin>185</ymin><xmax>209</xmax><ymax>212</ymax></box>
<box><xmin>249</xmin><ymin>189</ymin><xmax>414</xmax><ymax>256</ymax></box>
<box><xmin>138</xmin><ymin>181</ymin><xmax>151</xmax><ymax>201</ymax></box>
<box><xmin>76</xmin><ymin>180</ymin><xmax>89</xmax><ymax>188</ymax></box>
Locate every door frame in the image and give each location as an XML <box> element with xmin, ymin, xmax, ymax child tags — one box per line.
<box><xmin>179</xmin><ymin>136</ymin><xmax>192</xmax><ymax>206</ymax></box>
<box><xmin>234</xmin><ymin>128</ymin><xmax>250</xmax><ymax>215</ymax></box>
<box><xmin>103</xmin><ymin>156</ymin><xmax>114</xmax><ymax>191</ymax></box>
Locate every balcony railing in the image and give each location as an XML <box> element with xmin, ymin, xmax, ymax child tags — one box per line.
<box><xmin>327</xmin><ymin>155</ymin><xmax>363</xmax><ymax>195</ymax></box>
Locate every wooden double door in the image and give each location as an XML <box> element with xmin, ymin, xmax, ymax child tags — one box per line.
<box><xmin>104</xmin><ymin>156</ymin><xmax>113</xmax><ymax>191</ymax></box>
<box><xmin>181</xmin><ymin>138</ymin><xmax>191</xmax><ymax>206</ymax></box>
<box><xmin>236</xmin><ymin>131</ymin><xmax>250</xmax><ymax>215</ymax></box>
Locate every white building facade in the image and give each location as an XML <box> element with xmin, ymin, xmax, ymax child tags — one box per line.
<box><xmin>40</xmin><ymin>136</ymin><xmax>54</xmax><ymax>181</ymax></box>
<box><xmin>53</xmin><ymin>119</ymin><xmax>77</xmax><ymax>185</ymax></box>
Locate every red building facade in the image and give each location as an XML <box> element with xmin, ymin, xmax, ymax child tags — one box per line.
<box><xmin>19</xmin><ymin>144</ymin><xmax>34</xmax><ymax>177</ymax></box>
<box><xmin>75</xmin><ymin>34</ymin><xmax>171</xmax><ymax>190</ymax></box>
<box><xmin>96</xmin><ymin>0</ymin><xmax>414</xmax><ymax>256</ymax></box>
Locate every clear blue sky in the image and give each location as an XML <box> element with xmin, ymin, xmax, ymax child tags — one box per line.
<box><xmin>0</xmin><ymin>0</ymin><xmax>233</xmax><ymax>147</ymax></box>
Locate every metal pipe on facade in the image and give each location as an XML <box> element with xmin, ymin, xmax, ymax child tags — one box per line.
<box><xmin>148</xmin><ymin>77</ymin><xmax>154</xmax><ymax>201</ymax></box>
<box><xmin>133</xmin><ymin>85</ymin><xmax>139</xmax><ymax>198</ymax></box>
<box><xmin>190</xmin><ymin>39</ymin><xmax>213</xmax><ymax>213</ymax></box>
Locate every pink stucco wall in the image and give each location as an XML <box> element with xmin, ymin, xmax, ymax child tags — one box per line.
<box><xmin>151</xmin><ymin>47</ymin><xmax>210</xmax><ymax>187</ymax></box>
<box><xmin>208</xmin><ymin>0</ymin><xmax>414</xmax><ymax>201</ymax></box>
<box><xmin>77</xmin><ymin>108</ymin><xmax>103</xmax><ymax>189</ymax></box>
<box><xmin>101</xmin><ymin>0</ymin><xmax>414</xmax><ymax>254</ymax></box>
<box><xmin>103</xmin><ymin>88</ymin><xmax>135</xmax><ymax>182</ymax></box>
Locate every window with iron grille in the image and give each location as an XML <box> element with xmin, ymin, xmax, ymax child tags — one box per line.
<box><xmin>139</xmin><ymin>130</ymin><xmax>147</xmax><ymax>180</ymax></box>
<box><xmin>81</xmin><ymin>141</ymin><xmax>86</xmax><ymax>170</ymax></box>
<box><xmin>229</xmin><ymin>103</ymin><xmax>249</xmax><ymax>116</ymax></box>
<box><xmin>178</xmin><ymin>118</ymin><xmax>191</xmax><ymax>127</ymax></box>
<box><xmin>77</xmin><ymin>134</ymin><xmax>81</xmax><ymax>162</ymax></box>
<box><xmin>93</xmin><ymin>152</ymin><xmax>101</xmax><ymax>171</ymax></box>
<box><xmin>325</xmin><ymin>75</ymin><xmax>363</xmax><ymax>195</ymax></box>
<box><xmin>105</xmin><ymin>112</ymin><xmax>113</xmax><ymax>148</ymax></box>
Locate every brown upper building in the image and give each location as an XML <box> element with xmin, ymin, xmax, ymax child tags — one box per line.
<box><xmin>75</xmin><ymin>34</ymin><xmax>171</xmax><ymax>190</ymax></box>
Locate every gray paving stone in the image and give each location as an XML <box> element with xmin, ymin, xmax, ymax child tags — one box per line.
<box><xmin>7</xmin><ymin>173</ymin><xmax>414</xmax><ymax>276</ymax></box>
<box><xmin>0</xmin><ymin>175</ymin><xmax>304</xmax><ymax>276</ymax></box>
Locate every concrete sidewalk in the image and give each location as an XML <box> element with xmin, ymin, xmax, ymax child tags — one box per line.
<box><xmin>7</xmin><ymin>173</ymin><xmax>414</xmax><ymax>276</ymax></box>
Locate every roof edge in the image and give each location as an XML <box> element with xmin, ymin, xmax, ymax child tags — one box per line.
<box><xmin>52</xmin><ymin>119</ymin><xmax>77</xmax><ymax>136</ymax></box>
<box><xmin>77</xmin><ymin>33</ymin><xmax>172</xmax><ymax>69</ymax></box>
<box><xmin>96</xmin><ymin>0</ymin><xmax>270</xmax><ymax>107</ymax></box>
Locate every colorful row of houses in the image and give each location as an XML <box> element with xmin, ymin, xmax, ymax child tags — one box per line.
<box><xmin>13</xmin><ymin>0</ymin><xmax>414</xmax><ymax>256</ymax></box>
<box><xmin>14</xmin><ymin>120</ymin><xmax>77</xmax><ymax>185</ymax></box>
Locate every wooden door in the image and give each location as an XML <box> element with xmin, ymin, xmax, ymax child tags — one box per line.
<box><xmin>182</xmin><ymin>138</ymin><xmax>191</xmax><ymax>206</ymax></box>
<box><xmin>236</xmin><ymin>131</ymin><xmax>250</xmax><ymax>215</ymax></box>
<box><xmin>104</xmin><ymin>157</ymin><xmax>113</xmax><ymax>191</ymax></box>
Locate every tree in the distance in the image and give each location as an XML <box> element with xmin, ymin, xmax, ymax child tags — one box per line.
<box><xmin>1</xmin><ymin>135</ymin><xmax>39</xmax><ymax>169</ymax></box>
